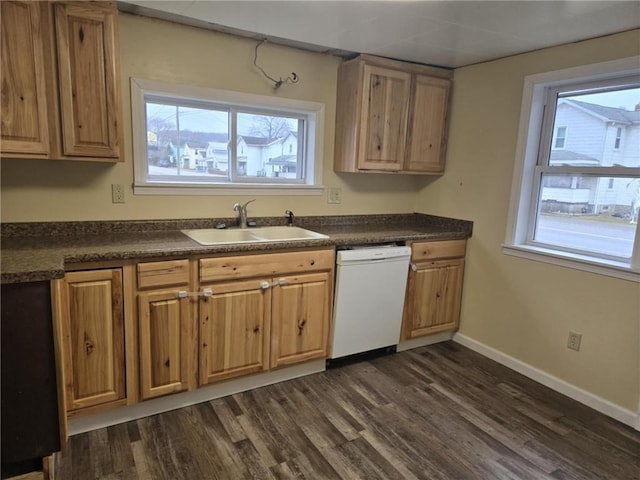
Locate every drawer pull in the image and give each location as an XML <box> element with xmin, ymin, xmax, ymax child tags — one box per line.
<box><xmin>410</xmin><ymin>262</ymin><xmax>418</xmax><ymax>272</ymax></box>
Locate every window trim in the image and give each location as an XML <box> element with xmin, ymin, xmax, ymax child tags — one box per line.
<box><xmin>503</xmin><ymin>56</ymin><xmax>640</xmax><ymax>282</ymax></box>
<box><xmin>130</xmin><ymin>78</ymin><xmax>325</xmax><ymax>195</ymax></box>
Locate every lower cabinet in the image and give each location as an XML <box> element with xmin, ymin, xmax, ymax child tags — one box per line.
<box><xmin>198</xmin><ymin>248</ymin><xmax>334</xmax><ymax>385</ymax></box>
<box><xmin>199</xmin><ymin>278</ymin><xmax>272</xmax><ymax>384</ymax></box>
<box><xmin>136</xmin><ymin>259</ymin><xmax>194</xmax><ymax>400</ymax></box>
<box><xmin>51</xmin><ymin>249</ymin><xmax>334</xmax><ymax>420</ymax></box>
<box><xmin>53</xmin><ymin>269</ymin><xmax>126</xmax><ymax>414</ymax></box>
<box><xmin>271</xmin><ymin>272</ymin><xmax>332</xmax><ymax>368</ymax></box>
<box><xmin>402</xmin><ymin>240</ymin><xmax>466</xmax><ymax>339</ymax></box>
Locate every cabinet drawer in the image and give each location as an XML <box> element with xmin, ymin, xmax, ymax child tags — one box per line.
<box><xmin>200</xmin><ymin>248</ymin><xmax>334</xmax><ymax>283</ymax></box>
<box><xmin>411</xmin><ymin>239</ymin><xmax>466</xmax><ymax>262</ymax></box>
<box><xmin>137</xmin><ymin>260</ymin><xmax>189</xmax><ymax>289</ymax></box>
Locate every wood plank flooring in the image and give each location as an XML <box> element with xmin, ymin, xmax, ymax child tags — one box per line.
<box><xmin>54</xmin><ymin>342</ymin><xmax>640</xmax><ymax>479</ymax></box>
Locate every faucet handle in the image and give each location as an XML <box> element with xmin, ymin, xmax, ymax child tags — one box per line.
<box><xmin>243</xmin><ymin>199</ymin><xmax>256</xmax><ymax>209</ymax></box>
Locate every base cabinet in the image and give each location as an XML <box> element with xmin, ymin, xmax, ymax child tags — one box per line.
<box><xmin>199</xmin><ymin>279</ymin><xmax>272</xmax><ymax>384</ymax></box>
<box><xmin>402</xmin><ymin>240</ymin><xmax>466</xmax><ymax>339</ymax></box>
<box><xmin>271</xmin><ymin>272</ymin><xmax>331</xmax><ymax>368</ymax></box>
<box><xmin>198</xmin><ymin>249</ymin><xmax>334</xmax><ymax>385</ymax></box>
<box><xmin>54</xmin><ymin>269</ymin><xmax>126</xmax><ymax>413</ymax></box>
<box><xmin>138</xmin><ymin>290</ymin><xmax>190</xmax><ymax>399</ymax></box>
<box><xmin>51</xmin><ymin>249</ymin><xmax>334</xmax><ymax>424</ymax></box>
<box><xmin>136</xmin><ymin>259</ymin><xmax>194</xmax><ymax>400</ymax></box>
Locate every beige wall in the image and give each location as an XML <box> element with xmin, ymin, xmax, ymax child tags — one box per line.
<box><xmin>0</xmin><ymin>13</ymin><xmax>425</xmax><ymax>222</ymax></box>
<box><xmin>414</xmin><ymin>30</ymin><xmax>640</xmax><ymax>412</ymax></box>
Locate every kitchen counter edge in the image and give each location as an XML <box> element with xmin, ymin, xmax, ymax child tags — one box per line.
<box><xmin>1</xmin><ymin>213</ymin><xmax>473</xmax><ymax>284</ymax></box>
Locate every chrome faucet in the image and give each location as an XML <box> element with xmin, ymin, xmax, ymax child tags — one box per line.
<box><xmin>233</xmin><ymin>199</ymin><xmax>255</xmax><ymax>228</ymax></box>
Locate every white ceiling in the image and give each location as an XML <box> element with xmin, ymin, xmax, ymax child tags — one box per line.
<box><xmin>120</xmin><ymin>1</ymin><xmax>640</xmax><ymax>68</ymax></box>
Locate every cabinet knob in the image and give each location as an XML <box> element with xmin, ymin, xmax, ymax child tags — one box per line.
<box><xmin>260</xmin><ymin>281</ymin><xmax>271</xmax><ymax>290</ymax></box>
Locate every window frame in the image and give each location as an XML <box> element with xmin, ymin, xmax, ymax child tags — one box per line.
<box><xmin>131</xmin><ymin>78</ymin><xmax>325</xmax><ymax>196</ymax></box>
<box><xmin>503</xmin><ymin>57</ymin><xmax>640</xmax><ymax>282</ymax></box>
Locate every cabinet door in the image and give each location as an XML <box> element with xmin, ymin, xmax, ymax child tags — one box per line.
<box><xmin>358</xmin><ymin>65</ymin><xmax>411</xmax><ymax>171</ymax></box>
<box><xmin>57</xmin><ymin>269</ymin><xmax>126</xmax><ymax>412</ymax></box>
<box><xmin>0</xmin><ymin>1</ymin><xmax>51</xmax><ymax>156</ymax></box>
<box><xmin>199</xmin><ymin>279</ymin><xmax>271</xmax><ymax>384</ymax></box>
<box><xmin>405</xmin><ymin>75</ymin><xmax>451</xmax><ymax>173</ymax></box>
<box><xmin>138</xmin><ymin>290</ymin><xmax>190</xmax><ymax>400</ymax></box>
<box><xmin>54</xmin><ymin>2</ymin><xmax>120</xmax><ymax>158</ymax></box>
<box><xmin>402</xmin><ymin>259</ymin><xmax>464</xmax><ymax>339</ymax></box>
<box><xmin>271</xmin><ymin>272</ymin><xmax>331</xmax><ymax>368</ymax></box>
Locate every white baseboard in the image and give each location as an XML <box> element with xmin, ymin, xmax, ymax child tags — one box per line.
<box><xmin>397</xmin><ymin>331</ymin><xmax>454</xmax><ymax>352</ymax></box>
<box><xmin>68</xmin><ymin>359</ymin><xmax>326</xmax><ymax>435</ymax></box>
<box><xmin>453</xmin><ymin>333</ymin><xmax>639</xmax><ymax>430</ymax></box>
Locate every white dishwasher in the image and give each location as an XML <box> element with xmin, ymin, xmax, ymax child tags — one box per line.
<box><xmin>330</xmin><ymin>245</ymin><xmax>412</xmax><ymax>359</ymax></box>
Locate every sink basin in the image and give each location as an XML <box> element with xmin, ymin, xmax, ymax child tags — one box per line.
<box><xmin>182</xmin><ymin>226</ymin><xmax>328</xmax><ymax>245</ymax></box>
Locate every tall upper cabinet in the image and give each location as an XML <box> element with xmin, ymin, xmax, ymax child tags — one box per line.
<box><xmin>0</xmin><ymin>1</ymin><xmax>123</xmax><ymax>162</ymax></box>
<box><xmin>334</xmin><ymin>55</ymin><xmax>452</xmax><ymax>175</ymax></box>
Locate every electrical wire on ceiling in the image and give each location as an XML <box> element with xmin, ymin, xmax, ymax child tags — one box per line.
<box><xmin>253</xmin><ymin>39</ymin><xmax>299</xmax><ymax>90</ymax></box>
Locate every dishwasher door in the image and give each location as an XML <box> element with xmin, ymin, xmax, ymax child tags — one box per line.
<box><xmin>330</xmin><ymin>246</ymin><xmax>411</xmax><ymax>359</ymax></box>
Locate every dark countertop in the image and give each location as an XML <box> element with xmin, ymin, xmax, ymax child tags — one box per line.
<box><xmin>1</xmin><ymin>213</ymin><xmax>472</xmax><ymax>284</ymax></box>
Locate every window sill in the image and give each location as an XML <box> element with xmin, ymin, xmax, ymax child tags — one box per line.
<box><xmin>502</xmin><ymin>244</ymin><xmax>639</xmax><ymax>282</ymax></box>
<box><xmin>134</xmin><ymin>183</ymin><xmax>324</xmax><ymax>196</ymax></box>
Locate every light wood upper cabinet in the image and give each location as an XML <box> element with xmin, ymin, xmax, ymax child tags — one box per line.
<box><xmin>0</xmin><ymin>1</ymin><xmax>122</xmax><ymax>162</ymax></box>
<box><xmin>402</xmin><ymin>240</ymin><xmax>466</xmax><ymax>339</ymax></box>
<box><xmin>136</xmin><ymin>259</ymin><xmax>194</xmax><ymax>400</ymax></box>
<box><xmin>405</xmin><ymin>75</ymin><xmax>451</xmax><ymax>173</ymax></box>
<box><xmin>54</xmin><ymin>269</ymin><xmax>126</xmax><ymax>413</ymax></box>
<box><xmin>358</xmin><ymin>65</ymin><xmax>411</xmax><ymax>171</ymax></box>
<box><xmin>270</xmin><ymin>272</ymin><xmax>331</xmax><ymax>368</ymax></box>
<box><xmin>0</xmin><ymin>1</ymin><xmax>51</xmax><ymax>155</ymax></box>
<box><xmin>335</xmin><ymin>54</ymin><xmax>452</xmax><ymax>175</ymax></box>
<box><xmin>54</xmin><ymin>2</ymin><xmax>121</xmax><ymax>158</ymax></box>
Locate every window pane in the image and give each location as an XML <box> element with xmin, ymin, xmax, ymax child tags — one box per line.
<box><xmin>534</xmin><ymin>174</ymin><xmax>639</xmax><ymax>258</ymax></box>
<box><xmin>550</xmin><ymin>87</ymin><xmax>640</xmax><ymax>167</ymax></box>
<box><xmin>236</xmin><ymin>113</ymin><xmax>302</xmax><ymax>180</ymax></box>
<box><xmin>146</xmin><ymin>102</ymin><xmax>230</xmax><ymax>181</ymax></box>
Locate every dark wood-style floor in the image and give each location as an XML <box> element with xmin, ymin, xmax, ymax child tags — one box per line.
<box><xmin>54</xmin><ymin>342</ymin><xmax>640</xmax><ymax>479</ymax></box>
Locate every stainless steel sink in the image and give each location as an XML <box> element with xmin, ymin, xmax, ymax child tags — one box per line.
<box><xmin>182</xmin><ymin>226</ymin><xmax>328</xmax><ymax>245</ymax></box>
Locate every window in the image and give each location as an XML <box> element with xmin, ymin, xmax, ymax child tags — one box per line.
<box><xmin>553</xmin><ymin>126</ymin><xmax>567</xmax><ymax>149</ymax></box>
<box><xmin>614</xmin><ymin>127</ymin><xmax>622</xmax><ymax>150</ymax></box>
<box><xmin>504</xmin><ymin>57</ymin><xmax>640</xmax><ymax>280</ymax></box>
<box><xmin>131</xmin><ymin>78</ymin><xmax>324</xmax><ymax>195</ymax></box>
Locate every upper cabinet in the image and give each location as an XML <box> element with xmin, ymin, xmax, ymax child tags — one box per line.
<box><xmin>0</xmin><ymin>1</ymin><xmax>123</xmax><ymax>162</ymax></box>
<box><xmin>334</xmin><ymin>55</ymin><xmax>452</xmax><ymax>175</ymax></box>
<box><xmin>0</xmin><ymin>1</ymin><xmax>51</xmax><ymax>155</ymax></box>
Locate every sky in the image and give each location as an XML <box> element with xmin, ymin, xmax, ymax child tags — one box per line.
<box><xmin>576</xmin><ymin>87</ymin><xmax>640</xmax><ymax>111</ymax></box>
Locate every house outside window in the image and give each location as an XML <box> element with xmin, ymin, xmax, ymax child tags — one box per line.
<box><xmin>131</xmin><ymin>78</ymin><xmax>324</xmax><ymax>195</ymax></box>
<box><xmin>504</xmin><ymin>57</ymin><xmax>640</xmax><ymax>280</ymax></box>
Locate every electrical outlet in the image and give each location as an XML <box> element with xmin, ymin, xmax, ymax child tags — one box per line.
<box><xmin>567</xmin><ymin>331</ymin><xmax>582</xmax><ymax>351</ymax></box>
<box><xmin>111</xmin><ymin>184</ymin><xmax>125</xmax><ymax>204</ymax></box>
<box><xmin>328</xmin><ymin>187</ymin><xmax>342</xmax><ymax>204</ymax></box>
